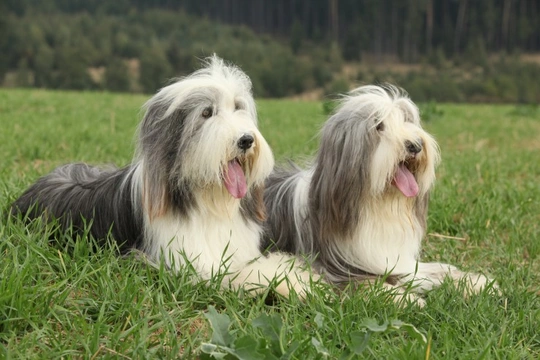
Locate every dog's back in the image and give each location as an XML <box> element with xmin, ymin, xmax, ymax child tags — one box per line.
<box><xmin>11</xmin><ymin>163</ymin><xmax>143</xmax><ymax>251</ymax></box>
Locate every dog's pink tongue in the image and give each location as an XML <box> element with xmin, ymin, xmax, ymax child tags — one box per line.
<box><xmin>224</xmin><ymin>160</ymin><xmax>247</xmax><ymax>199</ymax></box>
<box><xmin>393</xmin><ymin>164</ymin><xmax>419</xmax><ymax>197</ymax></box>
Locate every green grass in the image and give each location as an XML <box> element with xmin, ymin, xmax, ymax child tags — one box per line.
<box><xmin>1</xmin><ymin>89</ymin><xmax>539</xmax><ymax>359</ymax></box>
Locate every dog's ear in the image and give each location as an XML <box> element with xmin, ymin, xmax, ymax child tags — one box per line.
<box><xmin>241</xmin><ymin>184</ymin><xmax>266</xmax><ymax>223</ymax></box>
<box><xmin>141</xmin><ymin>174</ymin><xmax>169</xmax><ymax>220</ymax></box>
<box><xmin>415</xmin><ymin>192</ymin><xmax>430</xmax><ymax>232</ymax></box>
<box><xmin>252</xmin><ymin>184</ymin><xmax>267</xmax><ymax>222</ymax></box>
<box><xmin>137</xmin><ymin>96</ymin><xmax>186</xmax><ymax>221</ymax></box>
<box><xmin>310</xmin><ymin>113</ymin><xmax>373</xmax><ymax>239</ymax></box>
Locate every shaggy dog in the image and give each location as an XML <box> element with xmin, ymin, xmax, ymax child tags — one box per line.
<box><xmin>11</xmin><ymin>56</ymin><xmax>315</xmax><ymax>298</ymax></box>
<box><xmin>263</xmin><ymin>85</ymin><xmax>496</xmax><ymax>304</ymax></box>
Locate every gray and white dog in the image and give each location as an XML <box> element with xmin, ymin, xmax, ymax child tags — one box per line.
<box><xmin>263</xmin><ymin>85</ymin><xmax>496</xmax><ymax>304</ymax></box>
<box><xmin>12</xmin><ymin>56</ymin><xmax>316</xmax><ymax>299</ymax></box>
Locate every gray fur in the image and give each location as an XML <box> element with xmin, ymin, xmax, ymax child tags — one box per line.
<box><xmin>310</xmin><ymin>106</ymin><xmax>379</xmax><ymax>240</ymax></box>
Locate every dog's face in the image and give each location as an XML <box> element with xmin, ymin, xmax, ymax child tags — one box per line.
<box><xmin>319</xmin><ymin>85</ymin><xmax>439</xmax><ymax>200</ymax></box>
<box><xmin>136</xmin><ymin>57</ymin><xmax>273</xmax><ymax>218</ymax></box>
<box><xmin>368</xmin><ymin>98</ymin><xmax>439</xmax><ymax>199</ymax></box>
<box><xmin>171</xmin><ymin>82</ymin><xmax>273</xmax><ymax>199</ymax></box>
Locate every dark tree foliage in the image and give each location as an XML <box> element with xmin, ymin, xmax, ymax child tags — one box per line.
<box><xmin>0</xmin><ymin>0</ymin><xmax>10</xmax><ymax>79</ymax></box>
<box><xmin>54</xmin><ymin>47</ymin><xmax>95</xmax><ymax>90</ymax></box>
<box><xmin>1</xmin><ymin>0</ymin><xmax>540</xmax><ymax>101</ymax></box>
<box><xmin>139</xmin><ymin>45</ymin><xmax>173</xmax><ymax>94</ymax></box>
<box><xmin>1</xmin><ymin>8</ymin><xmax>325</xmax><ymax>96</ymax></box>
<box><xmin>105</xmin><ymin>57</ymin><xmax>131</xmax><ymax>92</ymax></box>
<box><xmin>6</xmin><ymin>0</ymin><xmax>540</xmax><ymax>60</ymax></box>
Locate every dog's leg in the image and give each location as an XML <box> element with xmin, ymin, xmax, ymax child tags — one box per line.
<box><xmin>227</xmin><ymin>253</ymin><xmax>320</xmax><ymax>299</ymax></box>
<box><xmin>399</xmin><ymin>262</ymin><xmax>498</xmax><ymax>296</ymax></box>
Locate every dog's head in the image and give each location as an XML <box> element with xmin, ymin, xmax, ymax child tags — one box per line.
<box><xmin>353</xmin><ymin>85</ymin><xmax>439</xmax><ymax>198</ymax></box>
<box><xmin>311</xmin><ymin>85</ymin><xmax>439</xmax><ymax>236</ymax></box>
<box><xmin>136</xmin><ymin>55</ymin><xmax>274</xmax><ymax>219</ymax></box>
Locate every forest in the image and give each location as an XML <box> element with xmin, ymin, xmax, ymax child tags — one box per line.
<box><xmin>1</xmin><ymin>0</ymin><xmax>540</xmax><ymax>102</ymax></box>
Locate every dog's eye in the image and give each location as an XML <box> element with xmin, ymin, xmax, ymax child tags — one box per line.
<box><xmin>202</xmin><ymin>107</ymin><xmax>213</xmax><ymax>119</ymax></box>
<box><xmin>234</xmin><ymin>102</ymin><xmax>243</xmax><ymax>111</ymax></box>
<box><xmin>376</xmin><ymin>122</ymin><xmax>385</xmax><ymax>131</ymax></box>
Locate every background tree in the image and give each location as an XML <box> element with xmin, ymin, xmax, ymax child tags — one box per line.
<box><xmin>139</xmin><ymin>45</ymin><xmax>173</xmax><ymax>94</ymax></box>
<box><xmin>0</xmin><ymin>1</ymin><xmax>10</xmax><ymax>80</ymax></box>
<box><xmin>34</xmin><ymin>45</ymin><xmax>55</xmax><ymax>88</ymax></box>
<box><xmin>105</xmin><ymin>57</ymin><xmax>131</xmax><ymax>92</ymax></box>
<box><xmin>15</xmin><ymin>58</ymin><xmax>32</xmax><ymax>87</ymax></box>
<box><xmin>290</xmin><ymin>19</ymin><xmax>304</xmax><ymax>54</ymax></box>
<box><xmin>54</xmin><ymin>46</ymin><xmax>94</xmax><ymax>90</ymax></box>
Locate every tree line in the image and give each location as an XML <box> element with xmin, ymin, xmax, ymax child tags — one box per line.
<box><xmin>0</xmin><ymin>9</ymin><xmax>333</xmax><ymax>97</ymax></box>
<box><xmin>1</xmin><ymin>0</ymin><xmax>540</xmax><ymax>103</ymax></box>
<box><xmin>175</xmin><ymin>0</ymin><xmax>540</xmax><ymax>63</ymax></box>
<box><xmin>6</xmin><ymin>0</ymin><xmax>539</xmax><ymax>61</ymax></box>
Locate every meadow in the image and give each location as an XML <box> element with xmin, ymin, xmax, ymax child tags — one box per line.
<box><xmin>0</xmin><ymin>88</ymin><xmax>539</xmax><ymax>359</ymax></box>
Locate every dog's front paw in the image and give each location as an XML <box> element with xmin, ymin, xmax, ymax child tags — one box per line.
<box><xmin>381</xmin><ymin>283</ymin><xmax>426</xmax><ymax>308</ymax></box>
<box><xmin>262</xmin><ymin>253</ymin><xmax>324</xmax><ymax>300</ymax></box>
<box><xmin>462</xmin><ymin>272</ymin><xmax>500</xmax><ymax>297</ymax></box>
<box><xmin>275</xmin><ymin>269</ymin><xmax>323</xmax><ymax>300</ymax></box>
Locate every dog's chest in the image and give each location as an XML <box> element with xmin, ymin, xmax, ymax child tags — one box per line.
<box><xmin>351</xmin><ymin>200</ymin><xmax>424</xmax><ymax>274</ymax></box>
<box><xmin>147</xmin><ymin>211</ymin><xmax>263</xmax><ymax>277</ymax></box>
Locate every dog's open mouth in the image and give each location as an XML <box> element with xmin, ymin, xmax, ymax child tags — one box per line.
<box><xmin>223</xmin><ymin>158</ymin><xmax>247</xmax><ymax>199</ymax></box>
<box><xmin>392</xmin><ymin>160</ymin><xmax>419</xmax><ymax>197</ymax></box>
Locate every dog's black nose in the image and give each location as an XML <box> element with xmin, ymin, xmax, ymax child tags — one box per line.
<box><xmin>237</xmin><ymin>134</ymin><xmax>254</xmax><ymax>150</ymax></box>
<box><xmin>405</xmin><ymin>139</ymin><xmax>423</xmax><ymax>154</ymax></box>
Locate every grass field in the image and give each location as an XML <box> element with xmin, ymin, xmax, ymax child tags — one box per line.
<box><xmin>1</xmin><ymin>88</ymin><xmax>539</xmax><ymax>359</ymax></box>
